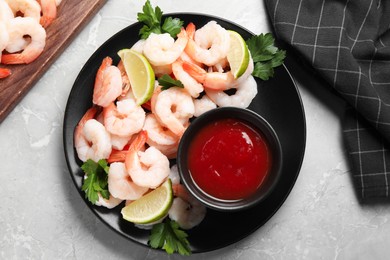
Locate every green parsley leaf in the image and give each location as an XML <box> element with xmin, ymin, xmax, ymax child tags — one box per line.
<box><xmin>137</xmin><ymin>0</ymin><xmax>184</xmax><ymax>39</ymax></box>
<box><xmin>246</xmin><ymin>33</ymin><xmax>286</xmax><ymax>80</ymax></box>
<box><xmin>81</xmin><ymin>159</ymin><xmax>110</xmax><ymax>204</ymax></box>
<box><xmin>158</xmin><ymin>74</ymin><xmax>184</xmax><ymax>90</ymax></box>
<box><xmin>162</xmin><ymin>17</ymin><xmax>184</xmax><ymax>38</ymax></box>
<box><xmin>149</xmin><ymin>219</ymin><xmax>191</xmax><ymax>256</ymax></box>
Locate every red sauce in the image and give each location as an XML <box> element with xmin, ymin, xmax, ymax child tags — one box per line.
<box><xmin>187</xmin><ymin>118</ymin><xmax>272</xmax><ymax>201</ymax></box>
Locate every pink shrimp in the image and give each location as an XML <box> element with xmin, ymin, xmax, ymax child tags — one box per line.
<box><xmin>108</xmin><ymin>162</ymin><xmax>149</xmax><ymax>201</ymax></box>
<box><xmin>125</xmin><ymin>130</ymin><xmax>170</xmax><ymax>189</ymax></box>
<box><xmin>0</xmin><ymin>68</ymin><xmax>11</xmax><ymax>79</ymax></box>
<box><xmin>168</xmin><ymin>184</ymin><xmax>206</xmax><ymax>230</ymax></box>
<box><xmin>92</xmin><ymin>57</ymin><xmax>123</xmax><ymax>107</ymax></box>
<box><xmin>74</xmin><ymin>107</ymin><xmax>112</xmax><ymax>162</ymax></box>
<box><xmin>38</xmin><ymin>0</ymin><xmax>57</xmax><ymax>28</ymax></box>
<box><xmin>1</xmin><ymin>17</ymin><xmax>46</xmax><ymax>64</ymax></box>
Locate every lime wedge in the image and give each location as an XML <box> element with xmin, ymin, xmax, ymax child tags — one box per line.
<box><xmin>227</xmin><ymin>30</ymin><xmax>250</xmax><ymax>79</ymax></box>
<box><xmin>118</xmin><ymin>49</ymin><xmax>155</xmax><ymax>105</ymax></box>
<box><xmin>121</xmin><ymin>179</ymin><xmax>173</xmax><ymax>224</ymax></box>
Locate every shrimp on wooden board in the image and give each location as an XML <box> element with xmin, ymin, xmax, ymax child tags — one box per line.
<box><xmin>103</xmin><ymin>98</ymin><xmax>146</xmax><ymax>137</ymax></box>
<box><xmin>151</xmin><ymin>86</ymin><xmax>194</xmax><ymax>137</ymax></box>
<box><xmin>125</xmin><ymin>130</ymin><xmax>170</xmax><ymax>189</ymax></box>
<box><xmin>93</xmin><ymin>57</ymin><xmax>123</xmax><ymax>107</ymax></box>
<box><xmin>0</xmin><ymin>0</ymin><xmax>14</xmax><ymax>21</ymax></box>
<box><xmin>205</xmin><ymin>75</ymin><xmax>258</xmax><ymax>108</ymax></box>
<box><xmin>143</xmin><ymin>28</ymin><xmax>188</xmax><ymax>66</ymax></box>
<box><xmin>108</xmin><ymin>162</ymin><xmax>149</xmax><ymax>201</ymax></box>
<box><xmin>168</xmin><ymin>184</ymin><xmax>206</xmax><ymax>230</ymax></box>
<box><xmin>185</xmin><ymin>21</ymin><xmax>230</xmax><ymax>67</ymax></box>
<box><xmin>5</xmin><ymin>0</ymin><xmax>41</xmax><ymax>23</ymax></box>
<box><xmin>0</xmin><ymin>21</ymin><xmax>11</xmax><ymax>79</ymax></box>
<box><xmin>2</xmin><ymin>17</ymin><xmax>46</xmax><ymax>64</ymax></box>
<box><xmin>143</xmin><ymin>113</ymin><xmax>180</xmax><ymax>158</ymax></box>
<box><xmin>37</xmin><ymin>0</ymin><xmax>57</xmax><ymax>28</ymax></box>
<box><xmin>74</xmin><ymin>107</ymin><xmax>112</xmax><ymax>162</ymax></box>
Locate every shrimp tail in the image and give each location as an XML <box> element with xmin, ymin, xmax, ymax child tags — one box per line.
<box><xmin>1</xmin><ymin>48</ymin><xmax>43</xmax><ymax>64</ymax></box>
<box><xmin>0</xmin><ymin>68</ymin><xmax>11</xmax><ymax>79</ymax></box>
<box><xmin>182</xmin><ymin>61</ymin><xmax>206</xmax><ymax>83</ymax></box>
<box><xmin>108</xmin><ymin>149</ymin><xmax>127</xmax><ymax>163</ymax></box>
<box><xmin>39</xmin><ymin>0</ymin><xmax>57</xmax><ymax>28</ymax></box>
<box><xmin>129</xmin><ymin>130</ymin><xmax>148</xmax><ymax>152</ymax></box>
<box><xmin>185</xmin><ymin>23</ymin><xmax>196</xmax><ymax>40</ymax></box>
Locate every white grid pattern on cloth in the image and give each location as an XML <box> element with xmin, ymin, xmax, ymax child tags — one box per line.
<box><xmin>265</xmin><ymin>0</ymin><xmax>390</xmax><ymax>199</ymax></box>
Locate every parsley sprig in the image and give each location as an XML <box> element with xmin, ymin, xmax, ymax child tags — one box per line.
<box><xmin>158</xmin><ymin>74</ymin><xmax>184</xmax><ymax>90</ymax></box>
<box><xmin>149</xmin><ymin>219</ymin><xmax>191</xmax><ymax>255</ymax></box>
<box><xmin>246</xmin><ymin>33</ymin><xmax>286</xmax><ymax>80</ymax></box>
<box><xmin>137</xmin><ymin>0</ymin><xmax>184</xmax><ymax>39</ymax></box>
<box><xmin>81</xmin><ymin>159</ymin><xmax>110</xmax><ymax>204</ymax></box>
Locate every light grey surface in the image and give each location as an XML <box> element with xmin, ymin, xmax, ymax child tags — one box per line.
<box><xmin>1</xmin><ymin>0</ymin><xmax>390</xmax><ymax>259</ymax></box>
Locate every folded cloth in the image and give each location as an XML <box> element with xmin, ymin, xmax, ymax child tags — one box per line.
<box><xmin>264</xmin><ymin>0</ymin><xmax>390</xmax><ymax>200</ymax></box>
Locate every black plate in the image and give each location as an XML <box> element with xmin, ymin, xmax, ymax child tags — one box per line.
<box><xmin>63</xmin><ymin>13</ymin><xmax>306</xmax><ymax>253</ymax></box>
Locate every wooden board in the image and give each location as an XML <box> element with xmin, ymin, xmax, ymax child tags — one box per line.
<box><xmin>0</xmin><ymin>0</ymin><xmax>107</xmax><ymax>123</ymax></box>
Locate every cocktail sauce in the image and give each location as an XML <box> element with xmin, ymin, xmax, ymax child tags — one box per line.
<box><xmin>187</xmin><ymin>118</ymin><xmax>272</xmax><ymax>200</ymax></box>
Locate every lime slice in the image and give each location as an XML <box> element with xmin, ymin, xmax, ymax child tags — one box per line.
<box><xmin>121</xmin><ymin>179</ymin><xmax>173</xmax><ymax>224</ymax></box>
<box><xmin>227</xmin><ymin>30</ymin><xmax>250</xmax><ymax>79</ymax></box>
<box><xmin>118</xmin><ymin>49</ymin><xmax>155</xmax><ymax>105</ymax></box>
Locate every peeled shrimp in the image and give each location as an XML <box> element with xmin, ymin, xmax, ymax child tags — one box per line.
<box><xmin>103</xmin><ymin>98</ymin><xmax>146</xmax><ymax>137</ymax></box>
<box><xmin>125</xmin><ymin>130</ymin><xmax>170</xmax><ymax>189</ymax></box>
<box><xmin>95</xmin><ymin>194</ymin><xmax>123</xmax><ymax>209</ymax></box>
<box><xmin>183</xmin><ymin>53</ymin><xmax>254</xmax><ymax>91</ymax></box>
<box><xmin>2</xmin><ymin>17</ymin><xmax>46</xmax><ymax>64</ymax></box>
<box><xmin>143</xmin><ymin>113</ymin><xmax>180</xmax><ymax>158</ymax></box>
<box><xmin>0</xmin><ymin>0</ymin><xmax>13</xmax><ymax>21</ymax></box>
<box><xmin>205</xmin><ymin>75</ymin><xmax>258</xmax><ymax>108</ymax></box>
<box><xmin>172</xmin><ymin>60</ymin><xmax>203</xmax><ymax>98</ymax></box>
<box><xmin>0</xmin><ymin>21</ymin><xmax>11</xmax><ymax>78</ymax></box>
<box><xmin>185</xmin><ymin>21</ymin><xmax>230</xmax><ymax>66</ymax></box>
<box><xmin>5</xmin><ymin>0</ymin><xmax>41</xmax><ymax>23</ymax></box>
<box><xmin>38</xmin><ymin>0</ymin><xmax>57</xmax><ymax>28</ymax></box>
<box><xmin>143</xmin><ymin>28</ymin><xmax>188</xmax><ymax>66</ymax></box>
<box><xmin>93</xmin><ymin>57</ymin><xmax>123</xmax><ymax>107</ymax></box>
<box><xmin>168</xmin><ymin>184</ymin><xmax>206</xmax><ymax>230</ymax></box>
<box><xmin>193</xmin><ymin>94</ymin><xmax>217</xmax><ymax>117</ymax></box>
<box><xmin>152</xmin><ymin>86</ymin><xmax>194</xmax><ymax>137</ymax></box>
<box><xmin>108</xmin><ymin>162</ymin><xmax>149</xmax><ymax>201</ymax></box>
<box><xmin>169</xmin><ymin>164</ymin><xmax>181</xmax><ymax>185</ymax></box>
<box><xmin>74</xmin><ymin>107</ymin><xmax>112</xmax><ymax>162</ymax></box>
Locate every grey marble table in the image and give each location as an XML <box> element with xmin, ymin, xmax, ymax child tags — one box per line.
<box><xmin>1</xmin><ymin>0</ymin><xmax>389</xmax><ymax>259</ymax></box>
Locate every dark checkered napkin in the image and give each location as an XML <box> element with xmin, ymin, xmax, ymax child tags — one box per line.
<box><xmin>264</xmin><ymin>0</ymin><xmax>390</xmax><ymax>200</ymax></box>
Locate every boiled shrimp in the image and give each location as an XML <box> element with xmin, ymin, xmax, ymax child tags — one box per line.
<box><xmin>143</xmin><ymin>28</ymin><xmax>188</xmax><ymax>66</ymax></box>
<box><xmin>103</xmin><ymin>98</ymin><xmax>146</xmax><ymax>137</ymax></box>
<box><xmin>125</xmin><ymin>130</ymin><xmax>170</xmax><ymax>189</ymax></box>
<box><xmin>0</xmin><ymin>0</ymin><xmax>14</xmax><ymax>21</ymax></box>
<box><xmin>95</xmin><ymin>194</ymin><xmax>123</xmax><ymax>209</ymax></box>
<box><xmin>168</xmin><ymin>184</ymin><xmax>206</xmax><ymax>230</ymax></box>
<box><xmin>169</xmin><ymin>164</ymin><xmax>181</xmax><ymax>185</ymax></box>
<box><xmin>2</xmin><ymin>17</ymin><xmax>46</xmax><ymax>64</ymax></box>
<box><xmin>193</xmin><ymin>94</ymin><xmax>217</xmax><ymax>117</ymax></box>
<box><xmin>205</xmin><ymin>75</ymin><xmax>258</xmax><ymax>108</ymax></box>
<box><xmin>93</xmin><ymin>57</ymin><xmax>123</xmax><ymax>107</ymax></box>
<box><xmin>74</xmin><ymin>107</ymin><xmax>112</xmax><ymax>162</ymax></box>
<box><xmin>172</xmin><ymin>60</ymin><xmax>203</xmax><ymax>98</ymax></box>
<box><xmin>108</xmin><ymin>162</ymin><xmax>149</xmax><ymax>201</ymax></box>
<box><xmin>0</xmin><ymin>21</ymin><xmax>11</xmax><ymax>78</ymax></box>
<box><xmin>183</xmin><ymin>54</ymin><xmax>254</xmax><ymax>91</ymax></box>
<box><xmin>117</xmin><ymin>60</ymin><xmax>131</xmax><ymax>96</ymax></box>
<box><xmin>143</xmin><ymin>113</ymin><xmax>180</xmax><ymax>158</ymax></box>
<box><xmin>37</xmin><ymin>0</ymin><xmax>57</xmax><ymax>28</ymax></box>
<box><xmin>152</xmin><ymin>86</ymin><xmax>194</xmax><ymax>137</ymax></box>
<box><xmin>5</xmin><ymin>0</ymin><xmax>41</xmax><ymax>23</ymax></box>
<box><xmin>185</xmin><ymin>21</ymin><xmax>230</xmax><ymax>66</ymax></box>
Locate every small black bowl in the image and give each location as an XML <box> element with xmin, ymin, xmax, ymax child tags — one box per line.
<box><xmin>177</xmin><ymin>107</ymin><xmax>283</xmax><ymax>212</ymax></box>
